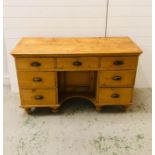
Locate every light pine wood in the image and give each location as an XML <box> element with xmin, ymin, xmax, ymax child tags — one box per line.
<box><xmin>11</xmin><ymin>37</ymin><xmax>142</xmax><ymax>57</ymax></box>
<box><xmin>11</xmin><ymin>37</ymin><xmax>142</xmax><ymax>112</ymax></box>
<box><xmin>16</xmin><ymin>58</ymin><xmax>55</xmax><ymax>71</ymax></box>
<box><xmin>58</xmin><ymin>71</ymin><xmax>96</xmax><ymax>94</ymax></box>
<box><xmin>99</xmin><ymin>70</ymin><xmax>136</xmax><ymax>87</ymax></box>
<box><xmin>20</xmin><ymin>89</ymin><xmax>57</xmax><ymax>106</ymax></box>
<box><xmin>57</xmin><ymin>57</ymin><xmax>99</xmax><ymax>69</ymax></box>
<box><xmin>98</xmin><ymin>88</ymin><xmax>133</xmax><ymax>105</ymax></box>
<box><xmin>17</xmin><ymin>71</ymin><xmax>56</xmax><ymax>88</ymax></box>
<box><xmin>100</xmin><ymin>56</ymin><xmax>138</xmax><ymax>70</ymax></box>
<box><xmin>65</xmin><ymin>72</ymin><xmax>92</xmax><ymax>86</ymax></box>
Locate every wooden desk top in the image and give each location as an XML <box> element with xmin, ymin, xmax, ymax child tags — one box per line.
<box><xmin>12</xmin><ymin>37</ymin><xmax>142</xmax><ymax>57</ymax></box>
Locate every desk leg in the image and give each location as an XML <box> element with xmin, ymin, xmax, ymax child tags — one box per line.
<box><xmin>24</xmin><ymin>107</ymin><xmax>31</xmax><ymax>114</ymax></box>
<box><xmin>123</xmin><ymin>105</ymin><xmax>131</xmax><ymax>111</ymax></box>
<box><xmin>51</xmin><ymin>107</ymin><xmax>59</xmax><ymax>113</ymax></box>
<box><xmin>95</xmin><ymin>106</ymin><xmax>102</xmax><ymax>112</ymax></box>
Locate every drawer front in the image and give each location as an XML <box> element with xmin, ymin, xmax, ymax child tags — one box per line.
<box><xmin>57</xmin><ymin>57</ymin><xmax>99</xmax><ymax>69</ymax></box>
<box><xmin>100</xmin><ymin>56</ymin><xmax>138</xmax><ymax>70</ymax></box>
<box><xmin>99</xmin><ymin>70</ymin><xmax>136</xmax><ymax>87</ymax></box>
<box><xmin>18</xmin><ymin>72</ymin><xmax>56</xmax><ymax>88</ymax></box>
<box><xmin>16</xmin><ymin>58</ymin><xmax>55</xmax><ymax>71</ymax></box>
<box><xmin>20</xmin><ymin>89</ymin><xmax>57</xmax><ymax>106</ymax></box>
<box><xmin>98</xmin><ymin>88</ymin><xmax>133</xmax><ymax>105</ymax></box>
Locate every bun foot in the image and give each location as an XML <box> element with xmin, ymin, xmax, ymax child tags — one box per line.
<box><xmin>51</xmin><ymin>108</ymin><xmax>59</xmax><ymax>113</ymax></box>
<box><xmin>123</xmin><ymin>105</ymin><xmax>131</xmax><ymax>111</ymax></box>
<box><xmin>96</xmin><ymin>106</ymin><xmax>102</xmax><ymax>112</ymax></box>
<box><xmin>119</xmin><ymin>105</ymin><xmax>130</xmax><ymax>112</ymax></box>
<box><xmin>24</xmin><ymin>108</ymin><xmax>31</xmax><ymax>114</ymax></box>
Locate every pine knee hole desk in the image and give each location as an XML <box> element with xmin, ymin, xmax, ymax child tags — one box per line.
<box><xmin>11</xmin><ymin>37</ymin><xmax>142</xmax><ymax>113</ymax></box>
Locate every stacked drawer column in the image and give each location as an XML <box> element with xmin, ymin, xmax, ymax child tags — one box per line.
<box><xmin>96</xmin><ymin>56</ymin><xmax>138</xmax><ymax>110</ymax></box>
<box><xmin>15</xmin><ymin>57</ymin><xmax>59</xmax><ymax>112</ymax></box>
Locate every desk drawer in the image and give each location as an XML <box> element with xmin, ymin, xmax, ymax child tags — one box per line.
<box><xmin>99</xmin><ymin>88</ymin><xmax>133</xmax><ymax>105</ymax></box>
<box><xmin>20</xmin><ymin>89</ymin><xmax>57</xmax><ymax>106</ymax></box>
<box><xmin>16</xmin><ymin>58</ymin><xmax>55</xmax><ymax>71</ymax></box>
<box><xmin>57</xmin><ymin>57</ymin><xmax>99</xmax><ymax>69</ymax></box>
<box><xmin>99</xmin><ymin>70</ymin><xmax>136</xmax><ymax>87</ymax></box>
<box><xmin>18</xmin><ymin>72</ymin><xmax>56</xmax><ymax>88</ymax></box>
<box><xmin>100</xmin><ymin>56</ymin><xmax>138</xmax><ymax>70</ymax></box>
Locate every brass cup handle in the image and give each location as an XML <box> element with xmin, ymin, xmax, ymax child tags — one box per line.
<box><xmin>34</xmin><ymin>95</ymin><xmax>44</xmax><ymax>100</ymax></box>
<box><xmin>112</xmin><ymin>76</ymin><xmax>122</xmax><ymax>80</ymax></box>
<box><xmin>72</xmin><ymin>61</ymin><xmax>82</xmax><ymax>66</ymax></box>
<box><xmin>31</xmin><ymin>62</ymin><xmax>41</xmax><ymax>67</ymax></box>
<box><xmin>111</xmin><ymin>94</ymin><xmax>120</xmax><ymax>98</ymax></box>
<box><xmin>32</xmin><ymin>77</ymin><xmax>42</xmax><ymax>82</ymax></box>
<box><xmin>113</xmin><ymin>60</ymin><xmax>124</xmax><ymax>66</ymax></box>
